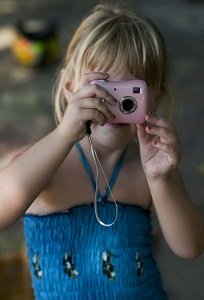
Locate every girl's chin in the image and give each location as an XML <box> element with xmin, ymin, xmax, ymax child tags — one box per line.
<box><xmin>90</xmin><ymin>123</ymin><xmax>137</xmax><ymax>147</ymax></box>
<box><xmin>91</xmin><ymin>122</ymin><xmax>136</xmax><ymax>137</ymax></box>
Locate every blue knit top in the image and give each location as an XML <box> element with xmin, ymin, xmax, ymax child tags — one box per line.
<box><xmin>23</xmin><ymin>144</ymin><xmax>168</xmax><ymax>300</ymax></box>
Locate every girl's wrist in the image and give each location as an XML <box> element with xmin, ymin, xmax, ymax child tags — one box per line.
<box><xmin>146</xmin><ymin>172</ymin><xmax>174</xmax><ymax>187</ymax></box>
<box><xmin>54</xmin><ymin>126</ymin><xmax>77</xmax><ymax>148</ymax></box>
<box><xmin>146</xmin><ymin>173</ymin><xmax>177</xmax><ymax>207</ymax></box>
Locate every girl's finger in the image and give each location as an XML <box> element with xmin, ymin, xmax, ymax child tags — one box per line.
<box><xmin>89</xmin><ymin>83</ymin><xmax>117</xmax><ymax>105</ymax></box>
<box><xmin>152</xmin><ymin>139</ymin><xmax>180</xmax><ymax>155</ymax></box>
<box><xmin>152</xmin><ymin>140</ymin><xmax>182</xmax><ymax>164</ymax></box>
<box><xmin>136</xmin><ymin>124</ymin><xmax>151</xmax><ymax>145</ymax></box>
<box><xmin>79</xmin><ymin>108</ymin><xmax>107</xmax><ymax>126</ymax></box>
<box><xmin>79</xmin><ymin>97</ymin><xmax>115</xmax><ymax>121</ymax></box>
<box><xmin>146</xmin><ymin>126</ymin><xmax>177</xmax><ymax>143</ymax></box>
<box><xmin>80</xmin><ymin>72</ymin><xmax>109</xmax><ymax>87</ymax></box>
<box><xmin>74</xmin><ymin>84</ymin><xmax>116</xmax><ymax>106</ymax></box>
<box><xmin>145</xmin><ymin>114</ymin><xmax>175</xmax><ymax>131</ymax></box>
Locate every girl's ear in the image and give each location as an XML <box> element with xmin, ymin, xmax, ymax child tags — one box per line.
<box><xmin>63</xmin><ymin>81</ymin><xmax>72</xmax><ymax>102</ymax></box>
<box><xmin>61</xmin><ymin>68</ymin><xmax>73</xmax><ymax>102</ymax></box>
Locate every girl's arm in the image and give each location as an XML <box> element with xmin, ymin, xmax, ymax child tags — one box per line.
<box><xmin>0</xmin><ymin>72</ymin><xmax>115</xmax><ymax>230</ymax></box>
<box><xmin>147</xmin><ymin>173</ymin><xmax>204</xmax><ymax>258</ymax></box>
<box><xmin>137</xmin><ymin>115</ymin><xmax>204</xmax><ymax>258</ymax></box>
<box><xmin>0</xmin><ymin>128</ymin><xmax>75</xmax><ymax>229</ymax></box>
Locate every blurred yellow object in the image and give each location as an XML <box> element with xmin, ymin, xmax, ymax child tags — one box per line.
<box><xmin>12</xmin><ymin>20</ymin><xmax>59</xmax><ymax>67</ymax></box>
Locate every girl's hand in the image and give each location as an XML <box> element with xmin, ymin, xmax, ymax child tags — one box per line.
<box><xmin>58</xmin><ymin>72</ymin><xmax>116</xmax><ymax>142</ymax></box>
<box><xmin>136</xmin><ymin>114</ymin><xmax>182</xmax><ymax>180</ymax></box>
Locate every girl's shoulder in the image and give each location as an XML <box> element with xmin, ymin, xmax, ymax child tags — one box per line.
<box><xmin>25</xmin><ymin>146</ymin><xmax>89</xmax><ymax>215</ymax></box>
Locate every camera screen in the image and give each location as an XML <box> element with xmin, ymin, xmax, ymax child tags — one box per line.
<box><xmin>133</xmin><ymin>87</ymin><xmax>140</xmax><ymax>94</ymax></box>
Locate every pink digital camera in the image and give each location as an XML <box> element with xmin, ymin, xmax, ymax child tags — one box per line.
<box><xmin>91</xmin><ymin>79</ymin><xmax>149</xmax><ymax>124</ymax></box>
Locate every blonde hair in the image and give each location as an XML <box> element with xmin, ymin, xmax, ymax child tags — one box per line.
<box><xmin>53</xmin><ymin>3</ymin><xmax>174</xmax><ymax>124</ymax></box>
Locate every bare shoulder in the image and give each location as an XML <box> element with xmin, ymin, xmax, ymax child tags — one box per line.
<box><xmin>26</xmin><ymin>146</ymin><xmax>87</xmax><ymax>214</ymax></box>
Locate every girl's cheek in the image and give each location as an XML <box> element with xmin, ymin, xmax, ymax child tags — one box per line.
<box><xmin>130</xmin><ymin>124</ymin><xmax>137</xmax><ymax>136</ymax></box>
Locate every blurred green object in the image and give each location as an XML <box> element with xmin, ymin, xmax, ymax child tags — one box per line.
<box><xmin>12</xmin><ymin>19</ymin><xmax>59</xmax><ymax>67</ymax></box>
<box><xmin>197</xmin><ymin>163</ymin><xmax>204</xmax><ymax>176</ymax></box>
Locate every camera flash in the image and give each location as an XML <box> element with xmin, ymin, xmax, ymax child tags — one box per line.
<box><xmin>133</xmin><ymin>87</ymin><xmax>140</xmax><ymax>94</ymax></box>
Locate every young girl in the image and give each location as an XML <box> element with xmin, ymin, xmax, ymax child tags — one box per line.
<box><xmin>0</xmin><ymin>3</ymin><xmax>203</xmax><ymax>300</ymax></box>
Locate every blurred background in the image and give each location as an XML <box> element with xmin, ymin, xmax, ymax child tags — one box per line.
<box><xmin>0</xmin><ymin>0</ymin><xmax>204</xmax><ymax>299</ymax></box>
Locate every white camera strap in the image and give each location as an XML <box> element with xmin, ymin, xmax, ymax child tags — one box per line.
<box><xmin>87</xmin><ymin>134</ymin><xmax>118</xmax><ymax>227</ymax></box>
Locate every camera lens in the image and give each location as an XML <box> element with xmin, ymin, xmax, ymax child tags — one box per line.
<box><xmin>119</xmin><ymin>96</ymin><xmax>137</xmax><ymax>114</ymax></box>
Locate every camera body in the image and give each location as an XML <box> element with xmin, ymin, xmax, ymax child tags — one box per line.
<box><xmin>91</xmin><ymin>79</ymin><xmax>149</xmax><ymax>124</ymax></box>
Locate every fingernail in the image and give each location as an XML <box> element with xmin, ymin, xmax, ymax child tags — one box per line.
<box><xmin>110</xmin><ymin>99</ymin><xmax>117</xmax><ymax>105</ymax></box>
<box><xmin>153</xmin><ymin>137</ymin><xmax>159</xmax><ymax>145</ymax></box>
<box><xmin>147</xmin><ymin>112</ymin><xmax>154</xmax><ymax>119</ymax></box>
